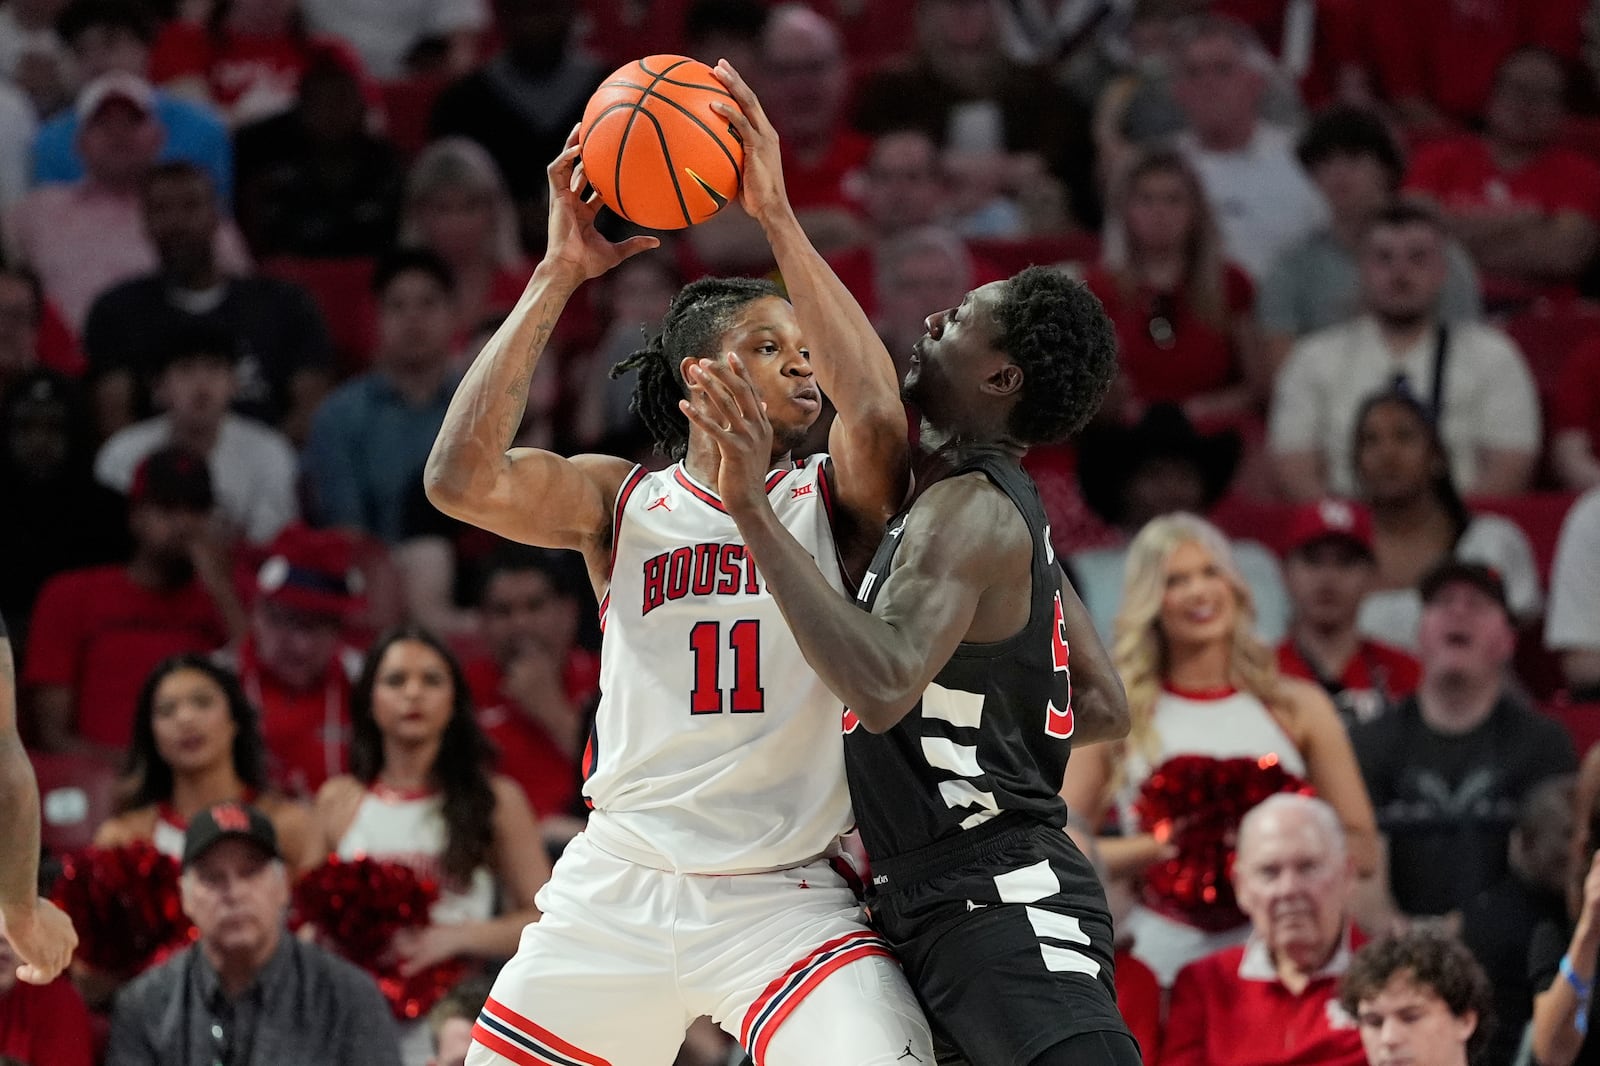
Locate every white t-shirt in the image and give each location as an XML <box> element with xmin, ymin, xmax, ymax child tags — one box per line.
<box><xmin>94</xmin><ymin>413</ymin><xmax>300</xmax><ymax>545</ymax></box>
<box><xmin>302</xmin><ymin>0</ymin><xmax>489</xmax><ymax>79</ymax></box>
<box><xmin>1358</xmin><ymin>514</ymin><xmax>1543</xmax><ymax>650</ymax></box>
<box><xmin>1547</xmin><ymin>488</ymin><xmax>1600</xmax><ymax>652</ymax></box>
<box><xmin>1269</xmin><ymin>315</ymin><xmax>1542</xmax><ymax>497</ymax></box>
<box><xmin>1176</xmin><ymin>123</ymin><xmax>1329</xmax><ymax>281</ymax></box>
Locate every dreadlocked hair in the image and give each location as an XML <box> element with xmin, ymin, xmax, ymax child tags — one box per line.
<box><xmin>609</xmin><ymin>276</ymin><xmax>784</xmax><ymax>460</ymax></box>
<box><xmin>994</xmin><ymin>266</ymin><xmax>1118</xmax><ymax>445</ymax></box>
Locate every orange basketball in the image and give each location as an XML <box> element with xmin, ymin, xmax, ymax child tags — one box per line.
<box><xmin>579</xmin><ymin>55</ymin><xmax>745</xmax><ymax>231</ymax></box>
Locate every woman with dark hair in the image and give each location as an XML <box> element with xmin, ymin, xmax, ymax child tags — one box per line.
<box><xmin>315</xmin><ymin>626</ymin><xmax>548</xmax><ymax>1065</ymax></box>
<box><xmin>93</xmin><ymin>653</ymin><xmax>320</xmax><ymax>871</ymax></box>
<box><xmin>1350</xmin><ymin>388</ymin><xmax>1541</xmax><ymax>649</ymax></box>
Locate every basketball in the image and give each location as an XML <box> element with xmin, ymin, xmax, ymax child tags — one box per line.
<box><xmin>579</xmin><ymin>55</ymin><xmax>745</xmax><ymax>231</ymax></box>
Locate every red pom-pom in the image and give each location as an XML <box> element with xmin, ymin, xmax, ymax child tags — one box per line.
<box><xmin>292</xmin><ymin>856</ymin><xmax>467</xmax><ymax>1020</ymax></box>
<box><xmin>48</xmin><ymin>842</ymin><xmax>197</xmax><ymax>977</ymax></box>
<box><xmin>1133</xmin><ymin>754</ymin><xmax>1315</xmax><ymax>931</ymax></box>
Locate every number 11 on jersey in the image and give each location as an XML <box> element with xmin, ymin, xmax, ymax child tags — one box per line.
<box><xmin>689</xmin><ymin>619</ymin><xmax>766</xmax><ymax>715</ymax></box>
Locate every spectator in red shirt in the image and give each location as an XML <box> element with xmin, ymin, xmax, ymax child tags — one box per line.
<box><xmin>24</xmin><ymin>445</ymin><xmax>241</xmax><ymax>757</ymax></box>
<box><xmin>1552</xmin><ymin>336</ymin><xmax>1600</xmax><ymax>491</ymax></box>
<box><xmin>0</xmin><ymin>937</ymin><xmax>94</xmax><ymax>1066</ymax></box>
<box><xmin>1086</xmin><ymin>148</ymin><xmax>1263</xmax><ymax>426</ymax></box>
<box><xmin>1404</xmin><ymin>47</ymin><xmax>1600</xmax><ymax>309</ymax></box>
<box><xmin>226</xmin><ymin>524</ymin><xmax>366</xmax><ymax>797</ymax></box>
<box><xmin>1278</xmin><ymin>499</ymin><xmax>1421</xmax><ymax>729</ymax></box>
<box><xmin>465</xmin><ymin>547</ymin><xmax>598</xmax><ymax>840</ymax></box>
<box><xmin>1161</xmin><ymin>793</ymin><xmax>1367</xmax><ymax>1066</ymax></box>
<box><xmin>1364</xmin><ymin>0</ymin><xmax>1582</xmax><ymax>134</ymax></box>
<box><xmin>872</xmin><ymin>226</ymin><xmax>976</xmax><ymax>381</ymax></box>
<box><xmin>148</xmin><ymin>0</ymin><xmax>366</xmax><ymax>127</ymax></box>
<box><xmin>1340</xmin><ymin>929</ymin><xmax>1489</xmax><ymax>1066</ymax></box>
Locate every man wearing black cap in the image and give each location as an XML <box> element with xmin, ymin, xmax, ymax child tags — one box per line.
<box><xmin>106</xmin><ymin>801</ymin><xmax>400</xmax><ymax>1066</ymax></box>
<box><xmin>1351</xmin><ymin>561</ymin><xmax>1576</xmax><ymax>923</ymax></box>
<box><xmin>24</xmin><ymin>443</ymin><xmax>242</xmax><ymax>757</ymax></box>
<box><xmin>93</xmin><ymin>321</ymin><xmax>300</xmax><ymax>545</ymax></box>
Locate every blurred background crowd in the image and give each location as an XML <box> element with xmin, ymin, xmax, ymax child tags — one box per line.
<box><xmin>5</xmin><ymin>0</ymin><xmax>1600</xmax><ymax>1063</ymax></box>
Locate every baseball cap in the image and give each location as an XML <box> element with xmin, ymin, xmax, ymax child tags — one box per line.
<box><xmin>255</xmin><ymin>525</ymin><xmax>365</xmax><ymax>620</ymax></box>
<box><xmin>1419</xmin><ymin>560</ymin><xmax>1511</xmax><ymax>616</ymax></box>
<box><xmin>181</xmin><ymin>802</ymin><xmax>281</xmax><ymax>869</ymax></box>
<box><xmin>129</xmin><ymin>445</ymin><xmax>215</xmax><ymax>511</ymax></box>
<box><xmin>76</xmin><ymin>71</ymin><xmax>156</xmax><ymax>122</ymax></box>
<box><xmin>1285</xmin><ymin>499</ymin><xmax>1374</xmax><ymax>558</ymax></box>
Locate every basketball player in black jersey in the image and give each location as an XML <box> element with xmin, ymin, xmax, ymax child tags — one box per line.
<box><xmin>687</xmin><ymin>78</ymin><xmax>1135</xmax><ymax>1066</ymax></box>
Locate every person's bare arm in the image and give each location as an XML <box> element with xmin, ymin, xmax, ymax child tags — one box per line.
<box><xmin>1273</xmin><ymin>450</ymin><xmax>1329</xmax><ymax>502</ymax></box>
<box><xmin>1469</xmin><ymin>447</ymin><xmax>1537</xmax><ymax>497</ymax></box>
<box><xmin>1058</xmin><ymin>742</ymin><xmax>1173</xmax><ymax>877</ymax></box>
<box><xmin>712</xmin><ymin>63</ymin><xmax>910</xmax><ymax>535</ymax></box>
<box><xmin>1553</xmin><ymin>429</ymin><xmax>1600</xmax><ymax>491</ymax></box>
<box><xmin>1532</xmin><ymin>850</ymin><xmax>1600</xmax><ymax>1066</ymax></box>
<box><xmin>0</xmin><ymin>618</ymin><xmax>78</xmax><ymax>984</ymax></box>
<box><xmin>1287</xmin><ymin>679</ymin><xmax>1379</xmax><ymax>876</ymax></box>
<box><xmin>1057</xmin><ymin>574</ymin><xmax>1128</xmax><ymax>746</ymax></box>
<box><xmin>424</xmin><ymin>130</ymin><xmax>656</xmax><ymax>551</ymax></box>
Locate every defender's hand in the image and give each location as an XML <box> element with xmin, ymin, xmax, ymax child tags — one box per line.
<box><xmin>680</xmin><ymin>355</ymin><xmax>774</xmax><ymax>510</ymax></box>
<box><xmin>710</xmin><ymin>61</ymin><xmax>792</xmax><ymax>227</ymax></box>
<box><xmin>543</xmin><ymin>125</ymin><xmax>660</xmax><ymax>283</ymax></box>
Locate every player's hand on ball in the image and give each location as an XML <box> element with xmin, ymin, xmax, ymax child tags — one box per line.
<box><xmin>543</xmin><ymin>124</ymin><xmax>660</xmax><ymax>283</ymax></box>
<box><xmin>0</xmin><ymin>898</ymin><xmax>78</xmax><ymax>985</ymax></box>
<box><xmin>710</xmin><ymin>61</ymin><xmax>791</xmax><ymax>226</ymax></box>
<box><xmin>680</xmin><ymin>355</ymin><xmax>774</xmax><ymax>509</ymax></box>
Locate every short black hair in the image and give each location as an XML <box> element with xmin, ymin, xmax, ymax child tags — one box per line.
<box><xmin>685</xmin><ymin>0</ymin><xmax>770</xmax><ymax>45</ymax></box>
<box><xmin>154</xmin><ymin>319</ymin><xmax>240</xmax><ymax>375</ymax></box>
<box><xmin>992</xmin><ymin>267</ymin><xmax>1116</xmax><ymax>445</ymax></box>
<box><xmin>1297</xmin><ymin>106</ymin><xmax>1404</xmax><ymax>184</ymax></box>
<box><xmin>610</xmin><ymin>276</ymin><xmax>783</xmax><ymax>460</ymax></box>
<box><xmin>1364</xmin><ymin>200</ymin><xmax>1447</xmax><ymax>241</ymax></box>
<box><xmin>373</xmin><ymin>246</ymin><xmax>456</xmax><ymax>297</ymax></box>
<box><xmin>1339</xmin><ymin>928</ymin><xmax>1493</xmax><ymax>1063</ymax></box>
<box><xmin>58</xmin><ymin>0</ymin><xmax>156</xmax><ymax>45</ymax></box>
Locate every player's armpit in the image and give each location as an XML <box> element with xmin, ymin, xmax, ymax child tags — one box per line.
<box><xmin>430</xmin><ymin>449</ymin><xmax>635</xmax><ymax>554</ymax></box>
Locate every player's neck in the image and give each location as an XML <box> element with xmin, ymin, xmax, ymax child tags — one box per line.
<box><xmin>681</xmin><ymin>437</ymin><xmax>792</xmax><ymax>492</ymax></box>
<box><xmin>916</xmin><ymin>419</ymin><xmax>1024</xmax><ymax>462</ymax></box>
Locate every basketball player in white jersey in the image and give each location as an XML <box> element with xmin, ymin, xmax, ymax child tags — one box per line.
<box><xmin>424</xmin><ymin>81</ymin><xmax>934</xmax><ymax>1066</ymax></box>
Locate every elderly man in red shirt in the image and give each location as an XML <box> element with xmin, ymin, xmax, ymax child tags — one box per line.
<box><xmin>1161</xmin><ymin>793</ymin><xmax>1368</xmax><ymax>1066</ymax></box>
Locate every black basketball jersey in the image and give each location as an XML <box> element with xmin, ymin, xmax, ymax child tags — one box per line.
<box><xmin>845</xmin><ymin>450</ymin><xmax>1078</xmax><ymax>864</ymax></box>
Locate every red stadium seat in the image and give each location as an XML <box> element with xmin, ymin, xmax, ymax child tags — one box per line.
<box><xmin>29</xmin><ymin>750</ymin><xmax>121</xmax><ymax>855</ymax></box>
<box><xmin>1545</xmin><ymin>701</ymin><xmax>1600</xmax><ymax>759</ymax></box>
<box><xmin>260</xmin><ymin>256</ymin><xmax>378</xmax><ymax>373</ymax></box>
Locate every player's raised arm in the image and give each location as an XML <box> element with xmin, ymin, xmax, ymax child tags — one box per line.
<box><xmin>683</xmin><ymin>357</ymin><xmax>1007</xmax><ymax>731</ymax></box>
<box><xmin>711</xmin><ymin>62</ymin><xmax>909</xmax><ymax>529</ymax></box>
<box><xmin>0</xmin><ymin>611</ymin><xmax>78</xmax><ymax>984</ymax></box>
<box><xmin>425</xmin><ymin>129</ymin><xmax>658</xmax><ymax>551</ymax></box>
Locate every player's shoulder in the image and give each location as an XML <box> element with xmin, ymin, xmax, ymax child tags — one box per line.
<box><xmin>911</xmin><ymin>472</ymin><xmax>1029</xmax><ymax>538</ymax></box>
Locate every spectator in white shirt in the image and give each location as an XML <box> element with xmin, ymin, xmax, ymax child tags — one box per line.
<box><xmin>1546</xmin><ymin>488</ymin><xmax>1600</xmax><ymax>700</ymax></box>
<box><xmin>1270</xmin><ymin>202</ymin><xmax>1540</xmax><ymax>501</ymax></box>
<box><xmin>302</xmin><ymin>0</ymin><xmax>486</xmax><ymax>80</ymax></box>
<box><xmin>95</xmin><ymin>323</ymin><xmax>299</xmax><ymax>545</ymax></box>
<box><xmin>1171</xmin><ymin>14</ymin><xmax>1327</xmax><ymax>282</ymax></box>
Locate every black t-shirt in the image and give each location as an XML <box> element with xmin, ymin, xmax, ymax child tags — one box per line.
<box><xmin>1530</xmin><ymin>918</ymin><xmax>1600</xmax><ymax>1066</ymax></box>
<box><xmin>1353</xmin><ymin>694</ymin><xmax>1576</xmax><ymax>915</ymax></box>
<box><xmin>1461</xmin><ymin>876</ymin><xmax>1567</xmax><ymax>1066</ymax></box>
<box><xmin>83</xmin><ymin>275</ymin><xmax>333</xmax><ymax>426</ymax></box>
<box><xmin>846</xmin><ymin>451</ymin><xmax>1078</xmax><ymax>863</ymax></box>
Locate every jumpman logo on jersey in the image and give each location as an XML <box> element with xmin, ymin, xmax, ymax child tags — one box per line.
<box><xmin>791</xmin><ymin>483</ymin><xmax>814</xmax><ymax>499</ymax></box>
<box><xmin>897</xmin><ymin>1044</ymin><xmax>923</xmax><ymax>1062</ymax></box>
<box><xmin>647</xmin><ymin>495</ymin><xmax>673</xmax><ymax>512</ymax></box>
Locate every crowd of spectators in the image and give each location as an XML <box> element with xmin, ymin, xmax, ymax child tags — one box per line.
<box><xmin>4</xmin><ymin>0</ymin><xmax>1600</xmax><ymax>1063</ymax></box>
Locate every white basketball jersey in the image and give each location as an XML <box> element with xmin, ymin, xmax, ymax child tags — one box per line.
<box><xmin>582</xmin><ymin>458</ymin><xmax>852</xmax><ymax>875</ymax></box>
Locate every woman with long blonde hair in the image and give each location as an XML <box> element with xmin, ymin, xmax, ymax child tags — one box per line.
<box><xmin>1060</xmin><ymin>513</ymin><xmax>1378</xmax><ymax>985</ymax></box>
